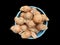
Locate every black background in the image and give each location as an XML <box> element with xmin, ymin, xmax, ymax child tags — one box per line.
<box><xmin>0</xmin><ymin>0</ymin><xmax>57</xmax><ymax>45</ymax></box>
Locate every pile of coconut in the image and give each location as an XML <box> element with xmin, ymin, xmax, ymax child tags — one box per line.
<box><xmin>10</xmin><ymin>6</ymin><xmax>49</xmax><ymax>39</ymax></box>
